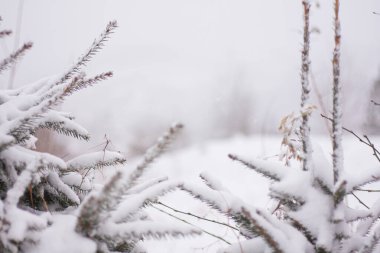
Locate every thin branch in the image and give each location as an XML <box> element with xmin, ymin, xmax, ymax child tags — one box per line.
<box><xmin>151</xmin><ymin>205</ymin><xmax>231</xmax><ymax>245</ymax></box>
<box><xmin>156</xmin><ymin>201</ymin><xmax>240</xmax><ymax>232</ymax></box>
<box><xmin>364</xmin><ymin>135</ymin><xmax>380</xmax><ymax>163</ymax></box>
<box><xmin>321</xmin><ymin>114</ymin><xmax>380</xmax><ymax>158</ymax></box>
<box><xmin>0</xmin><ymin>42</ymin><xmax>32</xmax><ymax>74</ymax></box>
<box><xmin>355</xmin><ymin>188</ymin><xmax>380</xmax><ymax>193</ymax></box>
<box><xmin>351</xmin><ymin>192</ymin><xmax>370</xmax><ymax>210</ymax></box>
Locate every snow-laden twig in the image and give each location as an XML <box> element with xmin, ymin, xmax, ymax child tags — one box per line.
<box><xmin>125</xmin><ymin>123</ymin><xmax>183</xmax><ymax>190</ymax></box>
<box><xmin>300</xmin><ymin>0</ymin><xmax>313</xmax><ymax>171</ymax></box>
<box><xmin>332</xmin><ymin>0</ymin><xmax>343</xmax><ymax>184</ymax></box>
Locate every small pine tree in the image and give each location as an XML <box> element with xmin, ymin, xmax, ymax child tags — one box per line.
<box><xmin>0</xmin><ymin>19</ymin><xmax>199</xmax><ymax>253</ymax></box>
<box><xmin>180</xmin><ymin>1</ymin><xmax>380</xmax><ymax>252</ymax></box>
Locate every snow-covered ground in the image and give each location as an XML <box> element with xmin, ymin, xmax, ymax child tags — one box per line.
<box><xmin>95</xmin><ymin>134</ymin><xmax>380</xmax><ymax>252</ymax></box>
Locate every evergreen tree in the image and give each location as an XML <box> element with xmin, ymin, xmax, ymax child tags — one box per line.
<box><xmin>0</xmin><ymin>19</ymin><xmax>199</xmax><ymax>253</ymax></box>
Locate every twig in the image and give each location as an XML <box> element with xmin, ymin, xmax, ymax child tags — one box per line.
<box><xmin>156</xmin><ymin>201</ymin><xmax>240</xmax><ymax>232</ymax></box>
<box><xmin>355</xmin><ymin>188</ymin><xmax>380</xmax><ymax>193</ymax></box>
<box><xmin>321</xmin><ymin>114</ymin><xmax>380</xmax><ymax>158</ymax></box>
<box><xmin>151</xmin><ymin>205</ymin><xmax>231</xmax><ymax>245</ymax></box>
<box><xmin>364</xmin><ymin>135</ymin><xmax>380</xmax><ymax>163</ymax></box>
<box><xmin>351</xmin><ymin>192</ymin><xmax>370</xmax><ymax>209</ymax></box>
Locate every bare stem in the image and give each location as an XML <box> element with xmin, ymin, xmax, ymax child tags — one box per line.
<box><xmin>332</xmin><ymin>0</ymin><xmax>343</xmax><ymax>184</ymax></box>
<box><xmin>300</xmin><ymin>0</ymin><xmax>312</xmax><ymax>171</ymax></box>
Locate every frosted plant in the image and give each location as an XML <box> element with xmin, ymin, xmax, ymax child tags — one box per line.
<box><xmin>0</xmin><ymin>19</ymin><xmax>199</xmax><ymax>253</ymax></box>
<box><xmin>181</xmin><ymin>1</ymin><xmax>380</xmax><ymax>252</ymax></box>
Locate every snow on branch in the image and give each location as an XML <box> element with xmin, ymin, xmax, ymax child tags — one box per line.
<box><xmin>125</xmin><ymin>122</ymin><xmax>183</xmax><ymax>190</ymax></box>
<box><xmin>228</xmin><ymin>154</ymin><xmax>286</xmax><ymax>181</ymax></box>
<box><xmin>300</xmin><ymin>0</ymin><xmax>313</xmax><ymax>171</ymax></box>
<box><xmin>38</xmin><ymin>110</ymin><xmax>90</xmax><ymax>140</ymax></box>
<box><xmin>112</xmin><ymin>180</ymin><xmax>179</xmax><ymax>223</ymax></box>
<box><xmin>332</xmin><ymin>0</ymin><xmax>343</xmax><ymax>184</ymax></box>
<box><xmin>241</xmin><ymin>208</ymin><xmax>284</xmax><ymax>253</ymax></box>
<box><xmin>76</xmin><ymin>123</ymin><xmax>184</xmax><ymax>242</ymax></box>
<box><xmin>66</xmin><ymin>150</ymin><xmax>126</xmax><ymax>172</ymax></box>
<box><xmin>99</xmin><ymin>220</ymin><xmax>201</xmax><ymax>248</ymax></box>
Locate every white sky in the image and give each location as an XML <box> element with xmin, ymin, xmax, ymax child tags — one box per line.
<box><xmin>1</xmin><ymin>0</ymin><xmax>380</xmax><ymax>154</ymax></box>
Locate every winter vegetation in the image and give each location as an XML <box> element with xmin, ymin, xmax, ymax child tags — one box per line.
<box><xmin>0</xmin><ymin>20</ymin><xmax>200</xmax><ymax>253</ymax></box>
<box><xmin>1</xmin><ymin>0</ymin><xmax>380</xmax><ymax>253</ymax></box>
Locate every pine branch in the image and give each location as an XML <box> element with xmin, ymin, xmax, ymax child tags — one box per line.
<box><xmin>53</xmin><ymin>21</ymin><xmax>117</xmax><ymax>88</ymax></box>
<box><xmin>112</xmin><ymin>181</ymin><xmax>179</xmax><ymax>223</ymax></box>
<box><xmin>76</xmin><ymin>123</ymin><xmax>183</xmax><ymax>240</ymax></box>
<box><xmin>63</xmin><ymin>71</ymin><xmax>113</xmax><ymax>97</ymax></box>
<box><xmin>241</xmin><ymin>208</ymin><xmax>284</xmax><ymax>253</ymax></box>
<box><xmin>0</xmin><ymin>42</ymin><xmax>32</xmax><ymax>74</ymax></box>
<box><xmin>334</xmin><ymin>180</ymin><xmax>347</xmax><ymax>207</ymax></box>
<box><xmin>125</xmin><ymin>123</ymin><xmax>183</xmax><ymax>190</ymax></box>
<box><xmin>228</xmin><ymin>154</ymin><xmax>283</xmax><ymax>181</ymax></box>
<box><xmin>76</xmin><ymin>171</ymin><xmax>123</xmax><ymax>237</ymax></box>
<box><xmin>180</xmin><ymin>183</ymin><xmax>257</xmax><ymax>238</ymax></box>
<box><xmin>38</xmin><ymin>121</ymin><xmax>90</xmax><ymax>141</ymax></box>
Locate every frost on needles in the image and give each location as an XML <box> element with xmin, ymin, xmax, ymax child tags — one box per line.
<box><xmin>0</xmin><ymin>20</ymin><xmax>199</xmax><ymax>253</ymax></box>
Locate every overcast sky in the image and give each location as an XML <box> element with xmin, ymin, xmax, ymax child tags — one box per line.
<box><xmin>1</xmin><ymin>0</ymin><xmax>380</xmax><ymax>155</ymax></box>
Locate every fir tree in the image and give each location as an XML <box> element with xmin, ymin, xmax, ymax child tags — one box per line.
<box><xmin>0</xmin><ymin>19</ymin><xmax>199</xmax><ymax>253</ymax></box>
